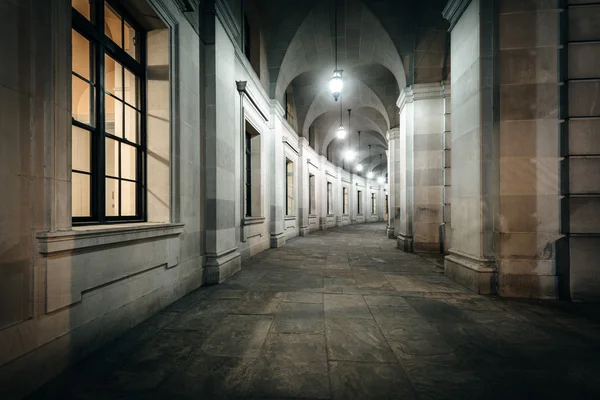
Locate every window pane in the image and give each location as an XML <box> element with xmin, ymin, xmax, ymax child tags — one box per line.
<box><xmin>124</xmin><ymin>68</ymin><xmax>138</xmax><ymax>108</ymax></box>
<box><xmin>106</xmin><ymin>178</ymin><xmax>120</xmax><ymax>216</ymax></box>
<box><xmin>121</xmin><ymin>181</ymin><xmax>137</xmax><ymax>216</ymax></box>
<box><xmin>104</xmin><ymin>3</ymin><xmax>122</xmax><ymax>47</ymax></box>
<box><xmin>105</xmin><ymin>138</ymin><xmax>119</xmax><ymax>177</ymax></box>
<box><xmin>72</xmin><ymin>0</ymin><xmax>90</xmax><ymax>20</ymax></box>
<box><xmin>124</xmin><ymin>105</ymin><xmax>139</xmax><ymax>143</ymax></box>
<box><xmin>72</xmin><ymin>75</ymin><xmax>94</xmax><ymax>125</ymax></box>
<box><xmin>72</xmin><ymin>30</ymin><xmax>91</xmax><ymax>80</ymax></box>
<box><xmin>72</xmin><ymin>125</ymin><xmax>91</xmax><ymax>172</ymax></box>
<box><xmin>104</xmin><ymin>54</ymin><xmax>123</xmax><ymax>99</ymax></box>
<box><xmin>72</xmin><ymin>172</ymin><xmax>90</xmax><ymax>217</ymax></box>
<box><xmin>104</xmin><ymin>93</ymin><xmax>123</xmax><ymax>137</ymax></box>
<box><xmin>124</xmin><ymin>20</ymin><xmax>138</xmax><ymax>61</ymax></box>
<box><xmin>121</xmin><ymin>143</ymin><xmax>137</xmax><ymax>180</ymax></box>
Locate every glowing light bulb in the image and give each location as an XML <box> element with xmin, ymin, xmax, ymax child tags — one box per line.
<box><xmin>356</xmin><ymin>164</ymin><xmax>363</xmax><ymax>172</ymax></box>
<box><xmin>377</xmin><ymin>177</ymin><xmax>385</xmax><ymax>184</ymax></box>
<box><xmin>336</xmin><ymin>125</ymin><xmax>346</xmax><ymax>140</ymax></box>
<box><xmin>367</xmin><ymin>172</ymin><xmax>374</xmax><ymax>179</ymax></box>
<box><xmin>329</xmin><ymin>70</ymin><xmax>343</xmax><ymax>101</ymax></box>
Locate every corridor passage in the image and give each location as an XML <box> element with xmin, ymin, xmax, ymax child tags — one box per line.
<box><xmin>31</xmin><ymin>223</ymin><xmax>600</xmax><ymax>399</ymax></box>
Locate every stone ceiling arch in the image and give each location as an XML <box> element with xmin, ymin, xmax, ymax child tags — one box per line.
<box><xmin>273</xmin><ymin>0</ymin><xmax>407</xmax><ymax>103</ymax></box>
<box><xmin>301</xmin><ymin>79</ymin><xmax>391</xmax><ymax>138</ymax></box>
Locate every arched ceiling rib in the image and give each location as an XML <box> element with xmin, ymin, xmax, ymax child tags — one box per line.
<box><xmin>301</xmin><ymin>79</ymin><xmax>390</xmax><ymax>139</ymax></box>
<box><xmin>273</xmin><ymin>0</ymin><xmax>407</xmax><ymax>103</ymax></box>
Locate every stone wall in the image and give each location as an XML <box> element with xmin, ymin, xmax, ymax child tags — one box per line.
<box><xmin>497</xmin><ymin>0</ymin><xmax>562</xmax><ymax>298</ymax></box>
<box><xmin>566</xmin><ymin>0</ymin><xmax>600</xmax><ymax>301</ymax></box>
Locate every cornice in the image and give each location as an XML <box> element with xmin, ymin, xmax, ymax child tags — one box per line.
<box><xmin>412</xmin><ymin>83</ymin><xmax>445</xmax><ymax>101</ymax></box>
<box><xmin>442</xmin><ymin>0</ymin><xmax>473</xmax><ymax>32</ymax></box>
<box><xmin>387</xmin><ymin>127</ymin><xmax>400</xmax><ymax>141</ymax></box>
<box><xmin>396</xmin><ymin>87</ymin><xmax>414</xmax><ymax>110</ymax></box>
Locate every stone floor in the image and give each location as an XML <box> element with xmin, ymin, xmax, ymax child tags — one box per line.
<box><xmin>30</xmin><ymin>223</ymin><xmax>600</xmax><ymax>399</ymax></box>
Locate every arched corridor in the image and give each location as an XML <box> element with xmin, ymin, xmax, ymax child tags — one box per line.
<box><xmin>29</xmin><ymin>223</ymin><xmax>600</xmax><ymax>399</ymax></box>
<box><xmin>3</xmin><ymin>0</ymin><xmax>600</xmax><ymax>397</ymax></box>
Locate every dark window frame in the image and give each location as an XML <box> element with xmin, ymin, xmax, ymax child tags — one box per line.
<box><xmin>245</xmin><ymin>131</ymin><xmax>252</xmax><ymax>217</ymax></box>
<box><xmin>371</xmin><ymin>193</ymin><xmax>376</xmax><ymax>214</ymax></box>
<box><xmin>72</xmin><ymin>0</ymin><xmax>147</xmax><ymax>226</ymax></box>
<box><xmin>357</xmin><ymin>190</ymin><xmax>362</xmax><ymax>214</ymax></box>
<box><xmin>342</xmin><ymin>187</ymin><xmax>348</xmax><ymax>215</ymax></box>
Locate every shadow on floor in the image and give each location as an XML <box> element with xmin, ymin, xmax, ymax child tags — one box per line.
<box><xmin>28</xmin><ymin>222</ymin><xmax>600</xmax><ymax>399</ymax></box>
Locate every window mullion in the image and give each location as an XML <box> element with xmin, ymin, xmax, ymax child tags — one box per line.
<box><xmin>97</xmin><ymin>2</ymin><xmax>107</xmax><ymax>223</ymax></box>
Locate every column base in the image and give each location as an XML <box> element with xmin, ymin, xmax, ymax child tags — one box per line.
<box><xmin>387</xmin><ymin>227</ymin><xmax>395</xmax><ymax>239</ymax></box>
<box><xmin>270</xmin><ymin>232</ymin><xmax>286</xmax><ymax>248</ymax></box>
<box><xmin>335</xmin><ymin>216</ymin><xmax>343</xmax><ymax>227</ymax></box>
<box><xmin>445</xmin><ymin>250</ymin><xmax>496</xmax><ymax>294</ymax></box>
<box><xmin>299</xmin><ymin>226</ymin><xmax>310</xmax><ymax>237</ymax></box>
<box><xmin>205</xmin><ymin>249</ymin><xmax>241</xmax><ymax>284</ymax></box>
<box><xmin>396</xmin><ymin>233</ymin><xmax>414</xmax><ymax>252</ymax></box>
<box><xmin>319</xmin><ymin>217</ymin><xmax>328</xmax><ymax>231</ymax></box>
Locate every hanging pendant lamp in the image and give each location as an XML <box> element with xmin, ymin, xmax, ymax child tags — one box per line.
<box><xmin>336</xmin><ymin>92</ymin><xmax>346</xmax><ymax>139</ymax></box>
<box><xmin>356</xmin><ymin>131</ymin><xmax>363</xmax><ymax>171</ymax></box>
<box><xmin>330</xmin><ymin>0</ymin><xmax>343</xmax><ymax>101</ymax></box>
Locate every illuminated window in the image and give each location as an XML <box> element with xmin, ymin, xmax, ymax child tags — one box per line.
<box><xmin>71</xmin><ymin>1</ymin><xmax>145</xmax><ymax>223</ymax></box>
<box><xmin>286</xmin><ymin>159</ymin><xmax>294</xmax><ymax>216</ymax></box>
<box><xmin>357</xmin><ymin>190</ymin><xmax>362</xmax><ymax>214</ymax></box>
<box><xmin>245</xmin><ymin>121</ymin><xmax>262</xmax><ymax>217</ymax></box>
<box><xmin>309</xmin><ymin>174</ymin><xmax>316</xmax><ymax>214</ymax></box>
<box><xmin>343</xmin><ymin>187</ymin><xmax>348</xmax><ymax>215</ymax></box>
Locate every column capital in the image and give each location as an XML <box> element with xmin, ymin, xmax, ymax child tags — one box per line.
<box><xmin>387</xmin><ymin>127</ymin><xmax>400</xmax><ymax>141</ymax></box>
<box><xmin>412</xmin><ymin>83</ymin><xmax>445</xmax><ymax>101</ymax></box>
<box><xmin>396</xmin><ymin>86</ymin><xmax>414</xmax><ymax>110</ymax></box>
<box><xmin>442</xmin><ymin>0</ymin><xmax>473</xmax><ymax>31</ymax></box>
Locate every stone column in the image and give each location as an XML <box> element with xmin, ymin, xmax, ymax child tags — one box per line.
<box><xmin>335</xmin><ymin>167</ymin><xmax>343</xmax><ymax>227</ymax></box>
<box><xmin>386</xmin><ymin>130</ymin><xmax>398</xmax><ymax>238</ymax></box>
<box><xmin>396</xmin><ymin>88</ymin><xmax>415</xmax><ymax>251</ymax></box>
<box><xmin>442</xmin><ymin>0</ymin><xmax>497</xmax><ymax>293</ymax></box>
<box><xmin>270</xmin><ymin>105</ymin><xmax>287</xmax><ymax>246</ymax></box>
<box><xmin>203</xmin><ymin>14</ymin><xmax>241</xmax><ymax>283</ymax></box>
<box><xmin>299</xmin><ymin>138</ymin><xmax>310</xmax><ymax>236</ymax></box>
<box><xmin>496</xmin><ymin>1</ymin><xmax>563</xmax><ymax>298</ymax></box>
<box><xmin>412</xmin><ymin>83</ymin><xmax>445</xmax><ymax>253</ymax></box>
<box><xmin>319</xmin><ymin>156</ymin><xmax>329</xmax><ymax>230</ymax></box>
<box><xmin>388</xmin><ymin>128</ymin><xmax>400</xmax><ymax>237</ymax></box>
<box><xmin>442</xmin><ymin>82</ymin><xmax>452</xmax><ymax>253</ymax></box>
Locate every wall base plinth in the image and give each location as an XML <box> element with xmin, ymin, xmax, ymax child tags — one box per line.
<box><xmin>445</xmin><ymin>251</ymin><xmax>496</xmax><ymax>294</ymax></box>
<box><xmin>396</xmin><ymin>233</ymin><xmax>414</xmax><ymax>252</ymax></box>
<box><xmin>387</xmin><ymin>227</ymin><xmax>395</xmax><ymax>239</ymax></box>
<box><xmin>270</xmin><ymin>232</ymin><xmax>286</xmax><ymax>248</ymax></box>
<box><xmin>205</xmin><ymin>249</ymin><xmax>241</xmax><ymax>284</ymax></box>
<box><xmin>299</xmin><ymin>226</ymin><xmax>310</xmax><ymax>237</ymax></box>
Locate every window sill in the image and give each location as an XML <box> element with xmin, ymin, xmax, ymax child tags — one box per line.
<box><xmin>37</xmin><ymin>222</ymin><xmax>185</xmax><ymax>255</ymax></box>
<box><xmin>243</xmin><ymin>216</ymin><xmax>266</xmax><ymax>226</ymax></box>
<box><xmin>285</xmin><ymin>216</ymin><xmax>297</xmax><ymax>221</ymax></box>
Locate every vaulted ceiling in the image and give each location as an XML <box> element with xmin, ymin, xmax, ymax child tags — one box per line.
<box><xmin>246</xmin><ymin>0</ymin><xmax>449</xmax><ymax>176</ymax></box>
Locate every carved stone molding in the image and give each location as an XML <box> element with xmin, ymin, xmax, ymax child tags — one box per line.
<box><xmin>442</xmin><ymin>0</ymin><xmax>473</xmax><ymax>31</ymax></box>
